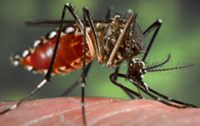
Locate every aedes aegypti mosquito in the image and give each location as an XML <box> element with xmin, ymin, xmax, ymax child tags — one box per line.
<box><xmin>0</xmin><ymin>3</ymin><xmax>197</xmax><ymax>126</ymax></box>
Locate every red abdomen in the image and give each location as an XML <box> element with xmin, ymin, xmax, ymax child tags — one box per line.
<box><xmin>11</xmin><ymin>26</ymin><xmax>93</xmax><ymax>74</ymax></box>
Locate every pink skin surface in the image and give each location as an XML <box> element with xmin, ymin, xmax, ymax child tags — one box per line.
<box><xmin>0</xmin><ymin>97</ymin><xmax>199</xmax><ymax>126</ymax></box>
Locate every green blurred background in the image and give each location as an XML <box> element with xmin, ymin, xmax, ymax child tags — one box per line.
<box><xmin>0</xmin><ymin>0</ymin><xmax>200</xmax><ymax>106</ymax></box>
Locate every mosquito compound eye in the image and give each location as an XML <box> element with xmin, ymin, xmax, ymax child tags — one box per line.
<box><xmin>138</xmin><ymin>61</ymin><xmax>145</xmax><ymax>69</ymax></box>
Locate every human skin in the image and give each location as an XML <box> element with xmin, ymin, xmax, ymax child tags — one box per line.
<box><xmin>0</xmin><ymin>97</ymin><xmax>199</xmax><ymax>126</ymax></box>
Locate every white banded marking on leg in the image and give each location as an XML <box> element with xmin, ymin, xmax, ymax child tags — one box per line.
<box><xmin>10</xmin><ymin>104</ymin><xmax>17</xmax><ymax>110</ymax></box>
<box><xmin>37</xmin><ymin>79</ymin><xmax>47</xmax><ymax>88</ymax></box>
<box><xmin>81</xmin><ymin>82</ymin><xmax>86</xmax><ymax>88</ymax></box>
<box><xmin>81</xmin><ymin>103</ymin><xmax>85</xmax><ymax>107</ymax></box>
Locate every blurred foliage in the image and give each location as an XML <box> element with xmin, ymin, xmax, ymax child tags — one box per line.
<box><xmin>0</xmin><ymin>0</ymin><xmax>200</xmax><ymax>106</ymax></box>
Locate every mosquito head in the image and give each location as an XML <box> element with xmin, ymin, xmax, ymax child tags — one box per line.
<box><xmin>129</xmin><ymin>58</ymin><xmax>146</xmax><ymax>80</ymax></box>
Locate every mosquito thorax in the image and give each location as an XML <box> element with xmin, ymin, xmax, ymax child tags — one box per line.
<box><xmin>95</xmin><ymin>13</ymin><xmax>145</xmax><ymax>67</ymax></box>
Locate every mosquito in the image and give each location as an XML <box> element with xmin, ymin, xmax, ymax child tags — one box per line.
<box><xmin>0</xmin><ymin>3</ymin><xmax>197</xmax><ymax>126</ymax></box>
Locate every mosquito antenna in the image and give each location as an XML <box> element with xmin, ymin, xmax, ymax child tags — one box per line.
<box><xmin>147</xmin><ymin>63</ymin><xmax>194</xmax><ymax>72</ymax></box>
<box><xmin>144</xmin><ymin>54</ymin><xmax>171</xmax><ymax>70</ymax></box>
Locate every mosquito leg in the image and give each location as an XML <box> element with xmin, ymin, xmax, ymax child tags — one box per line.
<box><xmin>132</xmin><ymin>80</ymin><xmax>196</xmax><ymax>108</ymax></box>
<box><xmin>82</xmin><ymin>7</ymin><xmax>102</xmax><ymax>63</ymax></box>
<box><xmin>111</xmin><ymin>67</ymin><xmax>135</xmax><ymax>99</ymax></box>
<box><xmin>147</xmin><ymin>87</ymin><xmax>197</xmax><ymax>108</ymax></box>
<box><xmin>126</xmin><ymin>78</ymin><xmax>196</xmax><ymax>108</ymax></box>
<box><xmin>80</xmin><ymin>9</ymin><xmax>87</xmax><ymax>126</ymax></box>
<box><xmin>110</xmin><ymin>73</ymin><xmax>143</xmax><ymax>99</ymax></box>
<box><xmin>113</xmin><ymin>73</ymin><xmax>196</xmax><ymax>108</ymax></box>
<box><xmin>65</xmin><ymin>4</ymin><xmax>96</xmax><ymax>60</ymax></box>
<box><xmin>59</xmin><ymin>4</ymin><xmax>91</xmax><ymax>125</ymax></box>
<box><xmin>24</xmin><ymin>19</ymin><xmax>111</xmax><ymax>27</ymax></box>
<box><xmin>51</xmin><ymin>4</ymin><xmax>90</xmax><ymax>125</ymax></box>
<box><xmin>61</xmin><ymin>62</ymin><xmax>93</xmax><ymax>96</ymax></box>
<box><xmin>108</xmin><ymin>11</ymin><xmax>137</xmax><ymax>99</ymax></box>
<box><xmin>113</xmin><ymin>66</ymin><xmax>120</xmax><ymax>81</ymax></box>
<box><xmin>0</xmin><ymin>79</ymin><xmax>47</xmax><ymax>115</ymax></box>
<box><xmin>142</xmin><ymin>20</ymin><xmax>162</xmax><ymax>62</ymax></box>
